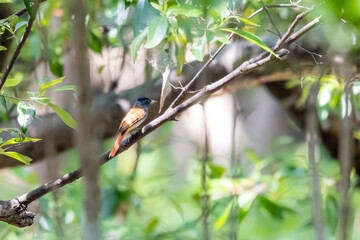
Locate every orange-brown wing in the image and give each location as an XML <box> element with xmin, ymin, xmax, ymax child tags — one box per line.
<box><xmin>118</xmin><ymin>107</ymin><xmax>147</xmax><ymax>133</ymax></box>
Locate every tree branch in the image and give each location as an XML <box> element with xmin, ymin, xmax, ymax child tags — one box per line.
<box><xmin>0</xmin><ymin>14</ymin><xmax>321</xmax><ymax>227</ymax></box>
<box><xmin>0</xmin><ymin>16</ymin><xmax>34</xmax><ymax>91</ymax></box>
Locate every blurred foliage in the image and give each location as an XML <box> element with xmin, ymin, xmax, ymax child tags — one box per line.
<box><xmin>0</xmin><ymin>0</ymin><xmax>359</xmax><ymax>239</ymax></box>
<box><xmin>0</xmin><ymin>125</ymin><xmax>356</xmax><ymax>239</ymax></box>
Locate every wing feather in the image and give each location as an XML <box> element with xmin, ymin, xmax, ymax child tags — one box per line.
<box><xmin>118</xmin><ymin>107</ymin><xmax>147</xmax><ymax>133</ymax></box>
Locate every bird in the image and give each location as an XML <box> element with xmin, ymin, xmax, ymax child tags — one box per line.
<box><xmin>108</xmin><ymin>97</ymin><xmax>157</xmax><ymax>158</ymax></box>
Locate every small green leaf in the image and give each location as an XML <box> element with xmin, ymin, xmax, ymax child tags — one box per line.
<box><xmin>48</xmin><ymin>103</ymin><xmax>77</xmax><ymax>130</ymax></box>
<box><xmin>0</xmin><ymin>46</ymin><xmax>7</xmax><ymax>51</ymax></box>
<box><xmin>214</xmin><ymin>200</ymin><xmax>233</xmax><ymax>230</ymax></box>
<box><xmin>0</xmin><ymin>128</ymin><xmax>24</xmax><ymax>140</ymax></box>
<box><xmin>258</xmin><ymin>196</ymin><xmax>284</xmax><ymax>219</ymax></box>
<box><xmin>8</xmin><ymin>15</ymin><xmax>19</xmax><ymax>30</ymax></box>
<box><xmin>175</xmin><ymin>30</ymin><xmax>187</xmax><ymax>75</ymax></box>
<box><xmin>244</xmin><ymin>148</ymin><xmax>261</xmax><ymax>163</ymax></box>
<box><xmin>207</xmin><ymin>29</ymin><xmax>230</xmax><ymax>44</ymax></box>
<box><xmin>325</xmin><ymin>194</ymin><xmax>338</xmax><ymax>234</ymax></box>
<box><xmin>39</xmin><ymin>76</ymin><xmax>65</xmax><ymax>95</ymax></box>
<box><xmin>145</xmin><ymin>17</ymin><xmax>168</xmax><ymax>49</ymax></box>
<box><xmin>52</xmin><ymin>85</ymin><xmax>76</xmax><ymax>92</ymax></box>
<box><xmin>0</xmin><ymin>96</ymin><xmax>6</xmax><ymax>109</ymax></box>
<box><xmin>167</xmin><ymin>4</ymin><xmax>203</xmax><ymax>17</ymax></box>
<box><xmin>354</xmin><ymin>131</ymin><xmax>360</xmax><ymax>140</ymax></box>
<box><xmin>0</xmin><ymin>93</ymin><xmax>21</xmax><ymax>104</ymax></box>
<box><xmin>4</xmin><ymin>75</ymin><xmax>22</xmax><ymax>87</ymax></box>
<box><xmin>0</xmin><ymin>0</ymin><xmax>13</xmax><ymax>3</ymax></box>
<box><xmin>23</xmin><ymin>0</ymin><xmax>39</xmax><ymax>20</ymax></box>
<box><xmin>98</xmin><ymin>65</ymin><xmax>105</xmax><ymax>74</ymax></box>
<box><xmin>221</xmin><ymin>28</ymin><xmax>278</xmax><ymax>58</ymax></box>
<box><xmin>49</xmin><ymin>57</ymin><xmax>63</xmax><ymax>77</ymax></box>
<box><xmin>31</xmin><ymin>96</ymin><xmax>50</xmax><ymax>105</ymax></box>
<box><xmin>14</xmin><ymin>21</ymin><xmax>28</xmax><ymax>32</ymax></box>
<box><xmin>17</xmin><ymin>101</ymin><xmax>36</xmax><ymax>133</ymax></box>
<box><xmin>1</xmin><ymin>137</ymin><xmax>41</xmax><ymax>147</ymax></box>
<box><xmin>146</xmin><ymin>218</ymin><xmax>159</xmax><ymax>233</ymax></box>
<box><xmin>87</xmin><ymin>30</ymin><xmax>103</xmax><ymax>53</ymax></box>
<box><xmin>223</xmin><ymin>15</ymin><xmax>259</xmax><ymax>27</ymax></box>
<box><xmin>191</xmin><ymin>35</ymin><xmax>207</xmax><ymax>61</ymax></box>
<box><xmin>131</xmin><ymin>29</ymin><xmax>148</xmax><ymax>62</ymax></box>
<box><xmin>150</xmin><ymin>2</ymin><xmax>163</xmax><ymax>12</ymax></box>
<box><xmin>208</xmin><ymin>163</ymin><xmax>226</xmax><ymax>178</ymax></box>
<box><xmin>1</xmin><ymin>151</ymin><xmax>32</xmax><ymax>165</ymax></box>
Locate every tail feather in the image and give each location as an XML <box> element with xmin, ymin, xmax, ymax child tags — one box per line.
<box><xmin>109</xmin><ymin>133</ymin><xmax>125</xmax><ymax>158</ymax></box>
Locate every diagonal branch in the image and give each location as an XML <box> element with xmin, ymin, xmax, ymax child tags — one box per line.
<box><xmin>0</xmin><ymin>14</ymin><xmax>321</xmax><ymax>228</ymax></box>
<box><xmin>168</xmin><ymin>2</ymin><xmax>310</xmax><ymax>109</ymax></box>
<box><xmin>0</xmin><ymin>16</ymin><xmax>34</xmax><ymax>91</ymax></box>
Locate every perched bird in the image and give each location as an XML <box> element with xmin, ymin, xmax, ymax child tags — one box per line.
<box><xmin>108</xmin><ymin>97</ymin><xmax>157</xmax><ymax>158</ymax></box>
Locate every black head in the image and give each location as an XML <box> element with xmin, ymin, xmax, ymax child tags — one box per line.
<box><xmin>135</xmin><ymin>97</ymin><xmax>156</xmax><ymax>108</ymax></box>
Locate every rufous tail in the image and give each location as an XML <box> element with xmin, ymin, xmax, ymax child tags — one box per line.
<box><xmin>109</xmin><ymin>133</ymin><xmax>125</xmax><ymax>158</ymax></box>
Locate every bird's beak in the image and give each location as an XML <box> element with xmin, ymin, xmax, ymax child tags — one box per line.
<box><xmin>150</xmin><ymin>99</ymin><xmax>158</xmax><ymax>104</ymax></box>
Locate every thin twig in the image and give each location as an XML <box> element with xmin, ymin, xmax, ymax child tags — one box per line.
<box><xmin>339</xmin><ymin>72</ymin><xmax>354</xmax><ymax>240</ymax></box>
<box><xmin>0</xmin><ymin>16</ymin><xmax>34</xmax><ymax>91</ymax></box>
<box><xmin>274</xmin><ymin>6</ymin><xmax>314</xmax><ymax>52</ymax></box>
<box><xmin>247</xmin><ymin>0</ymin><xmax>308</xmax><ymax>19</ymax></box>
<box><xmin>200</xmin><ymin>103</ymin><xmax>209</xmax><ymax>240</ymax></box>
<box><xmin>306</xmin><ymin>67</ymin><xmax>327</xmax><ymax>240</ymax></box>
<box><xmin>260</xmin><ymin>0</ymin><xmax>282</xmax><ymax>37</ymax></box>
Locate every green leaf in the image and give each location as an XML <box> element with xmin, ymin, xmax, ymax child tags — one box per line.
<box><xmin>208</xmin><ymin>163</ymin><xmax>226</xmax><ymax>178</ymax></box>
<box><xmin>223</xmin><ymin>15</ymin><xmax>259</xmax><ymax>27</ymax></box>
<box><xmin>49</xmin><ymin>56</ymin><xmax>63</xmax><ymax>77</ymax></box>
<box><xmin>0</xmin><ymin>96</ymin><xmax>6</xmax><ymax>109</ymax></box>
<box><xmin>14</xmin><ymin>21</ymin><xmax>28</xmax><ymax>32</ymax></box>
<box><xmin>4</xmin><ymin>75</ymin><xmax>22</xmax><ymax>87</ymax></box>
<box><xmin>145</xmin><ymin>17</ymin><xmax>168</xmax><ymax>49</ymax></box>
<box><xmin>150</xmin><ymin>2</ymin><xmax>163</xmax><ymax>12</ymax></box>
<box><xmin>175</xmin><ymin>30</ymin><xmax>187</xmax><ymax>75</ymax></box>
<box><xmin>30</xmin><ymin>96</ymin><xmax>50</xmax><ymax>105</ymax></box>
<box><xmin>354</xmin><ymin>131</ymin><xmax>360</xmax><ymax>140</ymax></box>
<box><xmin>0</xmin><ymin>0</ymin><xmax>13</xmax><ymax>3</ymax></box>
<box><xmin>258</xmin><ymin>196</ymin><xmax>295</xmax><ymax>220</ymax></box>
<box><xmin>0</xmin><ymin>93</ymin><xmax>21</xmax><ymax>104</ymax></box>
<box><xmin>8</xmin><ymin>15</ymin><xmax>19</xmax><ymax>30</ymax></box>
<box><xmin>167</xmin><ymin>4</ymin><xmax>203</xmax><ymax>17</ymax></box>
<box><xmin>0</xmin><ymin>46</ymin><xmax>7</xmax><ymax>51</ymax></box>
<box><xmin>146</xmin><ymin>218</ymin><xmax>159</xmax><ymax>233</ymax></box>
<box><xmin>214</xmin><ymin>200</ymin><xmax>233</xmax><ymax>230</ymax></box>
<box><xmin>131</xmin><ymin>29</ymin><xmax>148</xmax><ymax>62</ymax></box>
<box><xmin>52</xmin><ymin>85</ymin><xmax>76</xmax><ymax>92</ymax></box>
<box><xmin>39</xmin><ymin>76</ymin><xmax>65</xmax><ymax>95</ymax></box>
<box><xmin>207</xmin><ymin>29</ymin><xmax>230</xmax><ymax>44</ymax></box>
<box><xmin>244</xmin><ymin>148</ymin><xmax>261</xmax><ymax>163</ymax></box>
<box><xmin>0</xmin><ymin>128</ymin><xmax>24</xmax><ymax>140</ymax></box>
<box><xmin>48</xmin><ymin>103</ymin><xmax>77</xmax><ymax>130</ymax></box>
<box><xmin>1</xmin><ymin>151</ymin><xmax>32</xmax><ymax>165</ymax></box>
<box><xmin>23</xmin><ymin>0</ymin><xmax>39</xmax><ymax>20</ymax></box>
<box><xmin>325</xmin><ymin>194</ymin><xmax>338</xmax><ymax>234</ymax></box>
<box><xmin>87</xmin><ymin>29</ymin><xmax>103</xmax><ymax>53</ymax></box>
<box><xmin>191</xmin><ymin>35</ymin><xmax>207</xmax><ymax>61</ymax></box>
<box><xmin>1</xmin><ymin>137</ymin><xmax>41</xmax><ymax>147</ymax></box>
<box><xmin>221</xmin><ymin>28</ymin><xmax>278</xmax><ymax>58</ymax></box>
<box><xmin>98</xmin><ymin>65</ymin><xmax>105</xmax><ymax>74</ymax></box>
<box><xmin>258</xmin><ymin>196</ymin><xmax>284</xmax><ymax>219</ymax></box>
<box><xmin>17</xmin><ymin>101</ymin><xmax>36</xmax><ymax>133</ymax></box>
